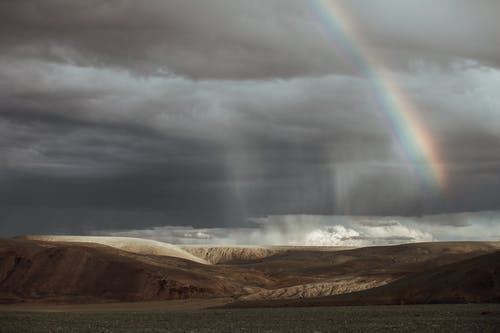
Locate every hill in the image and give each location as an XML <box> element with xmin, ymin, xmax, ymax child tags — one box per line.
<box><xmin>20</xmin><ymin>235</ymin><xmax>209</xmax><ymax>264</ymax></box>
<box><xmin>229</xmin><ymin>250</ymin><xmax>500</xmax><ymax>307</ymax></box>
<box><xmin>1</xmin><ymin>237</ymin><xmax>499</xmax><ymax>305</ymax></box>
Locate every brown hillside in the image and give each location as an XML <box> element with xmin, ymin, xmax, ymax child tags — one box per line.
<box><xmin>228</xmin><ymin>250</ymin><xmax>500</xmax><ymax>308</ymax></box>
<box><xmin>1</xmin><ymin>238</ymin><xmax>499</xmax><ymax>305</ymax></box>
<box><xmin>182</xmin><ymin>246</ymin><xmax>354</xmax><ymax>264</ymax></box>
<box><xmin>0</xmin><ymin>239</ymin><xmax>241</xmax><ymax>303</ymax></box>
<box><xmin>20</xmin><ymin>235</ymin><xmax>209</xmax><ymax>264</ymax></box>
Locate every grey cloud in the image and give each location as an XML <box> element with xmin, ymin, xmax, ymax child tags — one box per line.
<box><xmin>1</xmin><ymin>1</ymin><xmax>500</xmax><ymax>236</ymax></box>
<box><xmin>100</xmin><ymin>212</ymin><xmax>500</xmax><ymax>246</ymax></box>
<box><xmin>0</xmin><ymin>0</ymin><xmax>346</xmax><ymax>79</ymax></box>
<box><xmin>2</xmin><ymin>61</ymin><xmax>500</xmax><ymax>235</ymax></box>
<box><xmin>1</xmin><ymin>1</ymin><xmax>500</xmax><ymax>80</ymax></box>
<box><xmin>357</xmin><ymin>220</ymin><xmax>399</xmax><ymax>227</ymax></box>
<box><xmin>344</xmin><ymin>0</ymin><xmax>500</xmax><ymax>69</ymax></box>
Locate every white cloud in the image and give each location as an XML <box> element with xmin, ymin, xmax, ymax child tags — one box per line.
<box><xmin>304</xmin><ymin>226</ymin><xmax>362</xmax><ymax>246</ymax></box>
<box><xmin>92</xmin><ymin>211</ymin><xmax>500</xmax><ymax>246</ymax></box>
<box><xmin>358</xmin><ymin>221</ymin><xmax>434</xmax><ymax>243</ymax></box>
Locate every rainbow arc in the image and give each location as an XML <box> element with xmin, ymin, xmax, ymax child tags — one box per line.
<box><xmin>310</xmin><ymin>0</ymin><xmax>445</xmax><ymax>192</ymax></box>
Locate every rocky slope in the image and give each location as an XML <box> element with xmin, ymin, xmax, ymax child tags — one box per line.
<box><xmin>183</xmin><ymin>246</ymin><xmax>354</xmax><ymax>264</ymax></box>
<box><xmin>0</xmin><ymin>239</ymin><xmax>237</xmax><ymax>303</ymax></box>
<box><xmin>21</xmin><ymin>235</ymin><xmax>209</xmax><ymax>265</ymax></box>
<box><xmin>1</xmin><ymin>238</ymin><xmax>499</xmax><ymax>305</ymax></box>
<box><xmin>229</xmin><ymin>250</ymin><xmax>500</xmax><ymax>307</ymax></box>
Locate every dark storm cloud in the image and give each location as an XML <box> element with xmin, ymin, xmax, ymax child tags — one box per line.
<box><xmin>1</xmin><ymin>0</ymin><xmax>499</xmax><ymax>79</ymax></box>
<box><xmin>0</xmin><ymin>0</ymin><xmax>347</xmax><ymax>79</ymax></box>
<box><xmin>1</xmin><ymin>1</ymin><xmax>500</xmax><ymax>236</ymax></box>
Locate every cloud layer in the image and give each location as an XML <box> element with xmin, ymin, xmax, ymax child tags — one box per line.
<box><xmin>98</xmin><ymin>211</ymin><xmax>500</xmax><ymax>246</ymax></box>
<box><xmin>1</xmin><ymin>1</ymin><xmax>500</xmax><ymax>236</ymax></box>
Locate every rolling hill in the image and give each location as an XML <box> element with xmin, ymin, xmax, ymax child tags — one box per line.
<box><xmin>1</xmin><ymin>236</ymin><xmax>499</xmax><ymax>306</ymax></box>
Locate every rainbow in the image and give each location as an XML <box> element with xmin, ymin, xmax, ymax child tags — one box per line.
<box><xmin>310</xmin><ymin>0</ymin><xmax>445</xmax><ymax>191</ymax></box>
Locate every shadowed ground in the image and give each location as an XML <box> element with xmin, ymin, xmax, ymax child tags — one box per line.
<box><xmin>1</xmin><ymin>304</ymin><xmax>499</xmax><ymax>333</ymax></box>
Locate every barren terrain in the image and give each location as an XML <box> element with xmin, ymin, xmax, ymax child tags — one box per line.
<box><xmin>1</xmin><ymin>236</ymin><xmax>499</xmax><ymax>307</ymax></box>
<box><xmin>2</xmin><ymin>304</ymin><xmax>500</xmax><ymax>333</ymax></box>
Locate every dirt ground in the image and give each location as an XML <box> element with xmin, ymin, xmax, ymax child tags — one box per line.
<box><xmin>0</xmin><ymin>298</ymin><xmax>232</xmax><ymax>312</ymax></box>
<box><xmin>0</xmin><ymin>304</ymin><xmax>499</xmax><ymax>333</ymax></box>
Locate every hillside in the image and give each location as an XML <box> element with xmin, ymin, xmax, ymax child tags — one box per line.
<box><xmin>1</xmin><ymin>237</ymin><xmax>499</xmax><ymax>305</ymax></box>
<box><xmin>0</xmin><ymin>239</ymin><xmax>240</xmax><ymax>303</ymax></box>
<box><xmin>20</xmin><ymin>235</ymin><xmax>209</xmax><ymax>265</ymax></box>
<box><xmin>229</xmin><ymin>250</ymin><xmax>500</xmax><ymax>307</ymax></box>
<box><xmin>182</xmin><ymin>246</ymin><xmax>354</xmax><ymax>264</ymax></box>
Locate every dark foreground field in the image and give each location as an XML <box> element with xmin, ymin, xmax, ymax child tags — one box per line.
<box><xmin>1</xmin><ymin>304</ymin><xmax>499</xmax><ymax>333</ymax></box>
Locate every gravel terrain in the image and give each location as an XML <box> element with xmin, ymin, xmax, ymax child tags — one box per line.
<box><xmin>1</xmin><ymin>304</ymin><xmax>499</xmax><ymax>333</ymax></box>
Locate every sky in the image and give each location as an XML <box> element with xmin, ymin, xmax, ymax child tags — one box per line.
<box><xmin>1</xmin><ymin>0</ymin><xmax>500</xmax><ymax>244</ymax></box>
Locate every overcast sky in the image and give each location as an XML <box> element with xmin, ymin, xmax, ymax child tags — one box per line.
<box><xmin>1</xmin><ymin>0</ymin><xmax>499</xmax><ymax>242</ymax></box>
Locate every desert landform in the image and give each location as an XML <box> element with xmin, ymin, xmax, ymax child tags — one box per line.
<box><xmin>0</xmin><ymin>235</ymin><xmax>499</xmax><ymax>308</ymax></box>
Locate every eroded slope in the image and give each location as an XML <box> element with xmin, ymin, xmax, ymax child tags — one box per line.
<box><xmin>21</xmin><ymin>235</ymin><xmax>209</xmax><ymax>265</ymax></box>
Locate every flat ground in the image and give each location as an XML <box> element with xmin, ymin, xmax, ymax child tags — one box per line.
<box><xmin>0</xmin><ymin>304</ymin><xmax>499</xmax><ymax>333</ymax></box>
